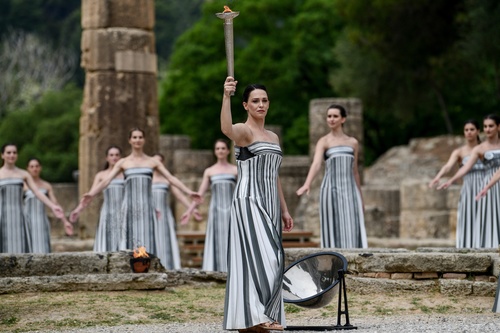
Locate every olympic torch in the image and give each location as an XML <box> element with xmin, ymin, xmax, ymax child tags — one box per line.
<box><xmin>216</xmin><ymin>6</ymin><xmax>239</xmax><ymax>96</ymax></box>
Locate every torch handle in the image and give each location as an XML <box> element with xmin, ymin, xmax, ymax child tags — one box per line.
<box><xmin>224</xmin><ymin>19</ymin><xmax>235</xmax><ymax>96</ymax></box>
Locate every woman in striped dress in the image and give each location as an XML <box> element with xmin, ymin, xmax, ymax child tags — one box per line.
<box><xmin>71</xmin><ymin>146</ymin><xmax>124</xmax><ymax>252</ymax></box>
<box><xmin>151</xmin><ymin>153</ymin><xmax>201</xmax><ymax>269</ymax></box>
<box><xmin>24</xmin><ymin>158</ymin><xmax>73</xmax><ymax>253</ymax></box>
<box><xmin>70</xmin><ymin>129</ymin><xmax>200</xmax><ymax>256</ymax></box>
<box><xmin>440</xmin><ymin>114</ymin><xmax>500</xmax><ymax>248</ymax></box>
<box><xmin>221</xmin><ymin>77</ymin><xmax>294</xmax><ymax>332</ymax></box>
<box><xmin>297</xmin><ymin>104</ymin><xmax>367</xmax><ymax>249</ymax></box>
<box><xmin>184</xmin><ymin>139</ymin><xmax>237</xmax><ymax>272</ymax></box>
<box><xmin>0</xmin><ymin>144</ymin><xmax>64</xmax><ymax>253</ymax></box>
<box><xmin>429</xmin><ymin>120</ymin><xmax>483</xmax><ymax>248</ymax></box>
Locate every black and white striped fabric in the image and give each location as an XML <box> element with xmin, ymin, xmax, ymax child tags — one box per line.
<box><xmin>474</xmin><ymin>149</ymin><xmax>500</xmax><ymax>248</ymax></box>
<box><xmin>94</xmin><ymin>179</ymin><xmax>124</xmax><ymax>252</ymax></box>
<box><xmin>152</xmin><ymin>183</ymin><xmax>180</xmax><ymax>270</ymax></box>
<box><xmin>202</xmin><ymin>173</ymin><xmax>236</xmax><ymax>272</ymax></box>
<box><xmin>24</xmin><ymin>188</ymin><xmax>51</xmax><ymax>253</ymax></box>
<box><xmin>223</xmin><ymin>142</ymin><xmax>285</xmax><ymax>330</ymax></box>
<box><xmin>494</xmin><ymin>277</ymin><xmax>500</xmax><ymax>312</ymax></box>
<box><xmin>0</xmin><ymin>178</ymin><xmax>31</xmax><ymax>253</ymax></box>
<box><xmin>456</xmin><ymin>157</ymin><xmax>485</xmax><ymax>248</ymax></box>
<box><xmin>320</xmin><ymin>146</ymin><xmax>367</xmax><ymax>249</ymax></box>
<box><xmin>120</xmin><ymin>168</ymin><xmax>157</xmax><ymax>254</ymax></box>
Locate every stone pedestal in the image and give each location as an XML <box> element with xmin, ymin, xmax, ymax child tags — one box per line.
<box><xmin>79</xmin><ymin>0</ymin><xmax>159</xmax><ymax>237</ymax></box>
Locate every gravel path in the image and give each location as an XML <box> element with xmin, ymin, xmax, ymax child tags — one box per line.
<box><xmin>26</xmin><ymin>314</ymin><xmax>500</xmax><ymax>333</ymax></box>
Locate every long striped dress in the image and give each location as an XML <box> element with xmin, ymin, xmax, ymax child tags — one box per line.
<box><xmin>223</xmin><ymin>142</ymin><xmax>286</xmax><ymax>330</ymax></box>
<box><xmin>320</xmin><ymin>146</ymin><xmax>367</xmax><ymax>249</ymax></box>
<box><xmin>94</xmin><ymin>179</ymin><xmax>124</xmax><ymax>252</ymax></box>
<box><xmin>120</xmin><ymin>168</ymin><xmax>157</xmax><ymax>254</ymax></box>
<box><xmin>202</xmin><ymin>173</ymin><xmax>236</xmax><ymax>272</ymax></box>
<box><xmin>456</xmin><ymin>157</ymin><xmax>485</xmax><ymax>248</ymax></box>
<box><xmin>152</xmin><ymin>183</ymin><xmax>181</xmax><ymax>270</ymax></box>
<box><xmin>0</xmin><ymin>178</ymin><xmax>31</xmax><ymax>253</ymax></box>
<box><xmin>474</xmin><ymin>149</ymin><xmax>500</xmax><ymax>248</ymax></box>
<box><xmin>24</xmin><ymin>189</ymin><xmax>51</xmax><ymax>253</ymax></box>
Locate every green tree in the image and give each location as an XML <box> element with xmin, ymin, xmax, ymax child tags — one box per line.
<box><xmin>159</xmin><ymin>0</ymin><xmax>343</xmax><ymax>154</ymax></box>
<box><xmin>0</xmin><ymin>84</ymin><xmax>81</xmax><ymax>182</ymax></box>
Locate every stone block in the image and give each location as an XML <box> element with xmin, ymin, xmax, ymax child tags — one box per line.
<box><xmin>115</xmin><ymin>50</ymin><xmax>157</xmax><ymax>73</ymax></box>
<box><xmin>375</xmin><ymin>272</ymin><xmax>391</xmax><ymax>279</ymax></box>
<box><xmin>173</xmin><ymin>149</ymin><xmax>214</xmax><ymax>176</ymax></box>
<box><xmin>401</xmin><ymin>178</ymin><xmax>449</xmax><ymax>210</ymax></box>
<box><xmin>347</xmin><ymin>276</ymin><xmax>437</xmax><ymax>294</ymax></box>
<box><xmin>472</xmin><ymin>281</ymin><xmax>497</xmax><ymax>296</ymax></box>
<box><xmin>492</xmin><ymin>256</ymin><xmax>500</xmax><ymax>277</ymax></box>
<box><xmin>353</xmin><ymin>253</ymin><xmax>492</xmax><ymax>273</ymax></box>
<box><xmin>82</xmin><ymin>0</ymin><xmax>155</xmax><ymax>29</ymax></box>
<box><xmin>391</xmin><ymin>273</ymin><xmax>413</xmax><ymax>280</ymax></box>
<box><xmin>474</xmin><ymin>275</ymin><xmax>491</xmax><ymax>282</ymax></box>
<box><xmin>81</xmin><ymin>28</ymin><xmax>155</xmax><ymax>71</ymax></box>
<box><xmin>0</xmin><ymin>273</ymin><xmax>168</xmax><ymax>294</ymax></box>
<box><xmin>414</xmin><ymin>272</ymin><xmax>439</xmax><ymax>280</ymax></box>
<box><xmin>400</xmin><ymin>210</ymin><xmax>450</xmax><ymax>239</ymax></box>
<box><xmin>439</xmin><ymin>279</ymin><xmax>473</xmax><ymax>296</ymax></box>
<box><xmin>442</xmin><ymin>273</ymin><xmax>467</xmax><ymax>280</ymax></box>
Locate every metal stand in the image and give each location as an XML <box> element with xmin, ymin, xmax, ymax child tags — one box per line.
<box><xmin>285</xmin><ymin>269</ymin><xmax>357</xmax><ymax>331</ymax></box>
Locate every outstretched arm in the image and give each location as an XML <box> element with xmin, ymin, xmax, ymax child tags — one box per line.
<box><xmin>24</xmin><ymin>172</ymin><xmax>64</xmax><ymax>219</ymax></box>
<box><xmin>437</xmin><ymin>148</ymin><xmax>480</xmax><ymax>190</ymax></box>
<box><xmin>429</xmin><ymin>148</ymin><xmax>461</xmax><ymax>188</ymax></box>
<box><xmin>155</xmin><ymin>161</ymin><xmax>201</xmax><ymax>203</ymax></box>
<box><xmin>47</xmin><ymin>183</ymin><xmax>73</xmax><ymax>235</ymax></box>
<box><xmin>296</xmin><ymin>137</ymin><xmax>324</xmax><ymax>196</ymax></box>
<box><xmin>476</xmin><ymin>167</ymin><xmax>500</xmax><ymax>200</ymax></box>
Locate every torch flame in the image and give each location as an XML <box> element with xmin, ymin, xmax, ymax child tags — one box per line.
<box><xmin>133</xmin><ymin>246</ymin><xmax>149</xmax><ymax>258</ymax></box>
<box><xmin>223</xmin><ymin>5</ymin><xmax>232</xmax><ymax>13</ymax></box>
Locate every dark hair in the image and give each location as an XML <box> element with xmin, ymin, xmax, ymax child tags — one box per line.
<box><xmin>464</xmin><ymin>119</ymin><xmax>481</xmax><ymax>143</ymax></box>
<box><xmin>103</xmin><ymin>145</ymin><xmax>122</xmax><ymax>170</ymax></box>
<box><xmin>242</xmin><ymin>84</ymin><xmax>267</xmax><ymax>103</ymax></box>
<box><xmin>483</xmin><ymin>114</ymin><xmax>500</xmax><ymax>125</ymax></box>
<box><xmin>153</xmin><ymin>152</ymin><xmax>165</xmax><ymax>162</ymax></box>
<box><xmin>326</xmin><ymin>104</ymin><xmax>347</xmax><ymax>118</ymax></box>
<box><xmin>27</xmin><ymin>157</ymin><xmax>41</xmax><ymax>166</ymax></box>
<box><xmin>1</xmin><ymin>143</ymin><xmax>17</xmax><ymax>154</ymax></box>
<box><xmin>128</xmin><ymin>127</ymin><xmax>145</xmax><ymax>138</ymax></box>
<box><xmin>214</xmin><ymin>139</ymin><xmax>230</xmax><ymax>150</ymax></box>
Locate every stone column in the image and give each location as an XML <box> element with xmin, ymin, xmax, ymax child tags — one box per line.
<box><xmin>79</xmin><ymin>0</ymin><xmax>159</xmax><ymax>238</ymax></box>
<box><xmin>299</xmin><ymin>98</ymin><xmax>364</xmax><ymax>239</ymax></box>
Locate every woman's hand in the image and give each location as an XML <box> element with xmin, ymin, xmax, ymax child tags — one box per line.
<box><xmin>224</xmin><ymin>76</ymin><xmax>237</xmax><ymax>96</ymax></box>
<box><xmin>296</xmin><ymin>185</ymin><xmax>310</xmax><ymax>196</ymax></box>
<box><xmin>282</xmin><ymin>212</ymin><xmax>294</xmax><ymax>232</ymax></box>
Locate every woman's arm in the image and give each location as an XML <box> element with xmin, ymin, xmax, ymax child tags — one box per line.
<box><xmin>428</xmin><ymin>148</ymin><xmax>461</xmax><ymax>188</ymax></box>
<box><xmin>296</xmin><ymin>137</ymin><xmax>325</xmax><ymax>196</ymax></box>
<box><xmin>437</xmin><ymin>147</ymin><xmax>481</xmax><ymax>190</ymax></box>
<box><xmin>352</xmin><ymin>140</ymin><xmax>364</xmax><ymax>209</ymax></box>
<box><xmin>278</xmin><ymin>176</ymin><xmax>293</xmax><ymax>232</ymax></box>
<box><xmin>220</xmin><ymin>77</ymin><xmax>251</xmax><ymax>145</ymax></box>
<box><xmin>46</xmin><ymin>182</ymin><xmax>74</xmax><ymax>235</ymax></box>
<box><xmin>155</xmin><ymin>161</ymin><xmax>201</xmax><ymax>203</ymax></box>
<box><xmin>24</xmin><ymin>172</ymin><xmax>64</xmax><ymax>219</ymax></box>
<box><xmin>476</xmin><ymin>167</ymin><xmax>500</xmax><ymax>199</ymax></box>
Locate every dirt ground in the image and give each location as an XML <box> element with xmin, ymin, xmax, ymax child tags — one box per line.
<box><xmin>0</xmin><ymin>283</ymin><xmax>497</xmax><ymax>332</ymax></box>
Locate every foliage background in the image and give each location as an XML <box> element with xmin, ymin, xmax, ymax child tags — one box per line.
<box><xmin>0</xmin><ymin>0</ymin><xmax>499</xmax><ymax>181</ymax></box>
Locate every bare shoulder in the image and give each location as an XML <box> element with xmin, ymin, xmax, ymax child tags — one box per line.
<box><xmin>266</xmin><ymin>130</ymin><xmax>281</xmax><ymax>145</ymax></box>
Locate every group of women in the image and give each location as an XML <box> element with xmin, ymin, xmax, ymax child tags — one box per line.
<box><xmin>0</xmin><ymin>144</ymin><xmax>71</xmax><ymax>254</ymax></box>
<box><xmin>429</xmin><ymin>115</ymin><xmax>500</xmax><ymax>249</ymax></box>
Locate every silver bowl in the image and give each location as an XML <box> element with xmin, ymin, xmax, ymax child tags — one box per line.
<box><xmin>283</xmin><ymin>252</ymin><xmax>348</xmax><ymax>309</ymax></box>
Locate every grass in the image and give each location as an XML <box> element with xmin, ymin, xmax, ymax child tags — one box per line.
<box><xmin>0</xmin><ymin>284</ymin><xmax>495</xmax><ymax>332</ymax></box>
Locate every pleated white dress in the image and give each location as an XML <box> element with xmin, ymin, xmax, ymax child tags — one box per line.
<box><xmin>202</xmin><ymin>174</ymin><xmax>236</xmax><ymax>272</ymax></box>
<box><xmin>24</xmin><ymin>189</ymin><xmax>51</xmax><ymax>253</ymax></box>
<box><xmin>94</xmin><ymin>179</ymin><xmax>124</xmax><ymax>252</ymax></box>
<box><xmin>0</xmin><ymin>178</ymin><xmax>31</xmax><ymax>253</ymax></box>
<box><xmin>152</xmin><ymin>183</ymin><xmax>181</xmax><ymax>270</ymax></box>
<box><xmin>474</xmin><ymin>149</ymin><xmax>500</xmax><ymax>248</ymax></box>
<box><xmin>120</xmin><ymin>168</ymin><xmax>157</xmax><ymax>254</ymax></box>
<box><xmin>223</xmin><ymin>142</ymin><xmax>285</xmax><ymax>330</ymax></box>
<box><xmin>456</xmin><ymin>157</ymin><xmax>484</xmax><ymax>248</ymax></box>
<box><xmin>319</xmin><ymin>146</ymin><xmax>367</xmax><ymax>248</ymax></box>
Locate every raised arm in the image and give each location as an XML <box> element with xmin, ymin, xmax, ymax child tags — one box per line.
<box><xmin>221</xmin><ymin>76</ymin><xmax>252</xmax><ymax>145</ymax></box>
<box><xmin>296</xmin><ymin>137</ymin><xmax>325</xmax><ymax>196</ymax></box>
<box><xmin>437</xmin><ymin>147</ymin><xmax>480</xmax><ymax>190</ymax></box>
<box><xmin>428</xmin><ymin>148</ymin><xmax>461</xmax><ymax>188</ymax></box>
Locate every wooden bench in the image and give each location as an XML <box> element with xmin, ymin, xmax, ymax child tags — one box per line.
<box><xmin>177</xmin><ymin>230</ymin><xmax>319</xmax><ymax>268</ymax></box>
